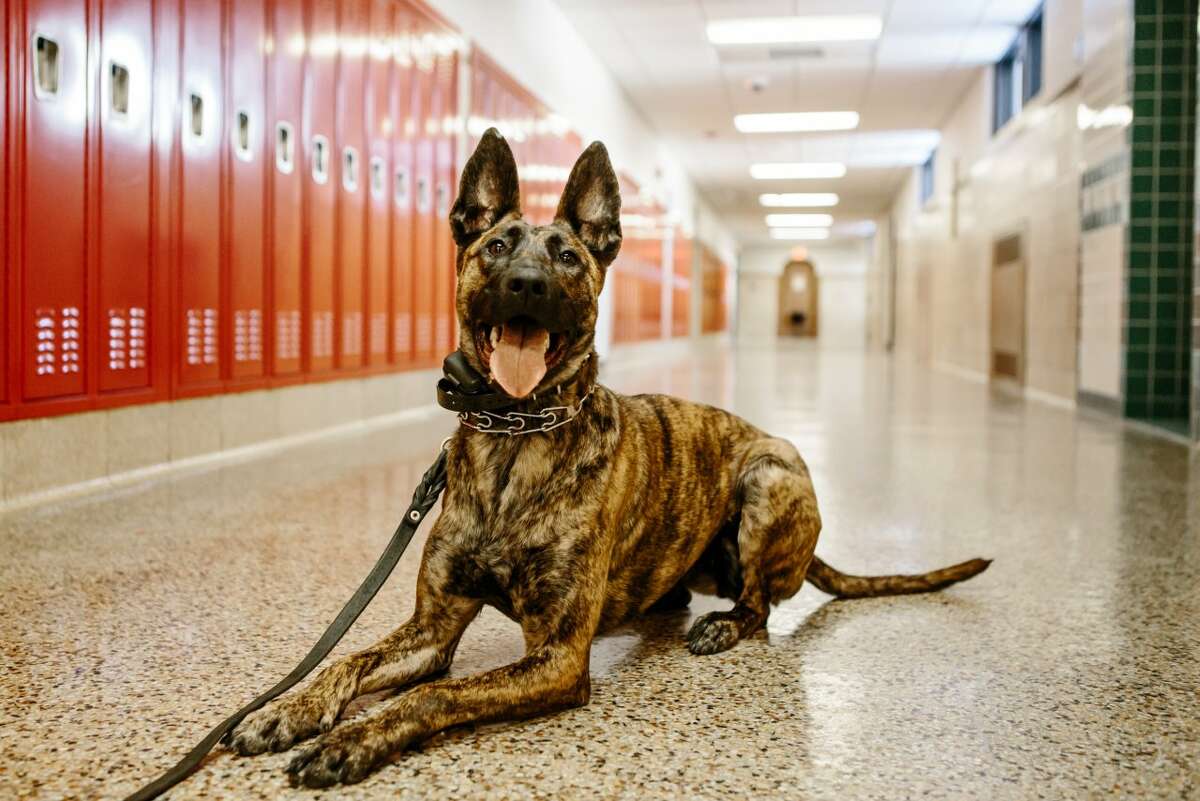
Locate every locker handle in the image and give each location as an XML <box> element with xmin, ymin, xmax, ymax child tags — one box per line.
<box><xmin>109</xmin><ymin>62</ymin><xmax>130</xmax><ymax>115</ymax></box>
<box><xmin>416</xmin><ymin>177</ymin><xmax>430</xmax><ymax>213</ymax></box>
<box><xmin>189</xmin><ymin>93</ymin><xmax>204</xmax><ymax>138</ymax></box>
<box><xmin>312</xmin><ymin>135</ymin><xmax>330</xmax><ymax>184</ymax></box>
<box><xmin>436</xmin><ymin>182</ymin><xmax>450</xmax><ymax>216</ymax></box>
<box><xmin>275</xmin><ymin>122</ymin><xmax>295</xmax><ymax>174</ymax></box>
<box><xmin>394</xmin><ymin>167</ymin><xmax>410</xmax><ymax>207</ymax></box>
<box><xmin>342</xmin><ymin>147</ymin><xmax>360</xmax><ymax>193</ymax></box>
<box><xmin>369</xmin><ymin>156</ymin><xmax>386</xmax><ymax>199</ymax></box>
<box><xmin>234</xmin><ymin>110</ymin><xmax>253</xmax><ymax>161</ymax></box>
<box><xmin>32</xmin><ymin>34</ymin><xmax>60</xmax><ymax>98</ymax></box>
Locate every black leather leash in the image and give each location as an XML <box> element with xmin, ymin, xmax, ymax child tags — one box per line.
<box><xmin>124</xmin><ymin>353</ymin><xmax>509</xmax><ymax>801</ymax></box>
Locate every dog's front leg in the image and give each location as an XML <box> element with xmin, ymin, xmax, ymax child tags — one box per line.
<box><xmin>285</xmin><ymin>641</ymin><xmax>590</xmax><ymax>787</ymax></box>
<box><xmin>284</xmin><ymin>563</ymin><xmax>604</xmax><ymax>789</ymax></box>
<box><xmin>228</xmin><ymin>566</ymin><xmax>481</xmax><ymax>756</ymax></box>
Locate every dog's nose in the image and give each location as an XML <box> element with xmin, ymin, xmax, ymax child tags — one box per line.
<box><xmin>505</xmin><ymin>266</ymin><xmax>548</xmax><ymax>300</ymax></box>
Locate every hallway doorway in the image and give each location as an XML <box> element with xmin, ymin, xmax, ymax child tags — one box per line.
<box><xmin>990</xmin><ymin>233</ymin><xmax>1026</xmax><ymax>383</ymax></box>
<box><xmin>778</xmin><ymin>260</ymin><xmax>819</xmax><ymax>337</ymax></box>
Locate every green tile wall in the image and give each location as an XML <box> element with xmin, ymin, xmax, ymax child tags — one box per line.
<box><xmin>1126</xmin><ymin>0</ymin><xmax>1196</xmax><ymax>434</ymax></box>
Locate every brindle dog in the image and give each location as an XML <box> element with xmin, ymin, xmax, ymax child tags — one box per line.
<box><xmin>229</xmin><ymin>129</ymin><xmax>991</xmax><ymax>788</ymax></box>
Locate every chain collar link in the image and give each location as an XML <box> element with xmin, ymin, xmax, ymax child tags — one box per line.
<box><xmin>458</xmin><ymin>389</ymin><xmax>593</xmax><ymax>436</ymax></box>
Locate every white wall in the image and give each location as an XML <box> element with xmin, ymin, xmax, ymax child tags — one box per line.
<box><xmin>736</xmin><ymin>241</ymin><xmax>870</xmax><ymax>347</ymax></box>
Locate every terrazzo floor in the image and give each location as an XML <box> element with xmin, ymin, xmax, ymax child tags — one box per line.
<box><xmin>2</xmin><ymin>339</ymin><xmax>1198</xmax><ymax>800</ymax></box>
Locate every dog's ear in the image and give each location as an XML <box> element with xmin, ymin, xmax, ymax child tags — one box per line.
<box><xmin>450</xmin><ymin>128</ymin><xmax>521</xmax><ymax>248</ymax></box>
<box><xmin>555</xmin><ymin>141</ymin><xmax>622</xmax><ymax>268</ymax></box>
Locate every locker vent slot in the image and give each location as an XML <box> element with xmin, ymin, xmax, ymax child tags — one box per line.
<box><xmin>275</xmin><ymin>122</ymin><xmax>295</xmax><ymax>173</ymax></box>
<box><xmin>312</xmin><ymin>136</ymin><xmax>330</xmax><ymax>184</ymax></box>
<box><xmin>234</xmin><ymin>111</ymin><xmax>252</xmax><ymax>161</ymax></box>
<box><xmin>394</xmin><ymin>167</ymin><xmax>410</xmax><ymax>206</ymax></box>
<box><xmin>370</xmin><ymin>157</ymin><xmax>386</xmax><ymax>198</ymax></box>
<box><xmin>342</xmin><ymin>147</ymin><xmax>360</xmax><ymax>192</ymax></box>
<box><xmin>110</xmin><ymin>63</ymin><xmax>130</xmax><ymax>115</ymax></box>
<box><xmin>189</xmin><ymin>93</ymin><xmax>204</xmax><ymax>138</ymax></box>
<box><xmin>33</xmin><ymin>35</ymin><xmax>60</xmax><ymax>97</ymax></box>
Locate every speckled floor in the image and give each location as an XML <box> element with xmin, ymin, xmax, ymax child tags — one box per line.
<box><xmin>2</xmin><ymin>339</ymin><xmax>1198</xmax><ymax>800</ymax></box>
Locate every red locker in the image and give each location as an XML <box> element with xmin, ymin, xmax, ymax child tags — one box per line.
<box><xmin>336</xmin><ymin>0</ymin><xmax>367</xmax><ymax>371</ymax></box>
<box><xmin>305</xmin><ymin>0</ymin><xmax>338</xmax><ymax>373</ymax></box>
<box><xmin>389</xmin><ymin>3</ymin><xmax>414</xmax><ymax>366</ymax></box>
<box><xmin>268</xmin><ymin>0</ymin><xmax>305</xmax><ymax>377</ymax></box>
<box><xmin>176</xmin><ymin>0</ymin><xmax>223</xmax><ymax>389</ymax></box>
<box><xmin>432</xmin><ymin>41</ymin><xmax>457</xmax><ymax>356</ymax></box>
<box><xmin>96</xmin><ymin>0</ymin><xmax>155</xmax><ymax>394</ymax></box>
<box><xmin>672</xmin><ymin>232</ymin><xmax>692</xmax><ymax>337</ymax></box>
<box><xmin>365</xmin><ymin>0</ymin><xmax>394</xmax><ymax>366</ymax></box>
<box><xmin>410</xmin><ymin>21</ymin><xmax>435</xmax><ymax>366</ymax></box>
<box><xmin>1</xmin><ymin>0</ymin><xmax>7</xmax><ymax>409</ymax></box>
<box><xmin>20</xmin><ymin>0</ymin><xmax>88</xmax><ymax>400</ymax></box>
<box><xmin>227</xmin><ymin>0</ymin><xmax>267</xmax><ymax>380</ymax></box>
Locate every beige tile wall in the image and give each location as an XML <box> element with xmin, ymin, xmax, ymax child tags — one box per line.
<box><xmin>878</xmin><ymin>0</ymin><xmax>1084</xmax><ymax>404</ymax></box>
<box><xmin>1076</xmin><ymin>0</ymin><xmax>1133</xmax><ymax>404</ymax></box>
<box><xmin>0</xmin><ymin>369</ymin><xmax>442</xmax><ymax>507</ymax></box>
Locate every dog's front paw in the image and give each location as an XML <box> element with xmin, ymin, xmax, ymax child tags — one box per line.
<box><xmin>686</xmin><ymin>612</ymin><xmax>740</xmax><ymax>655</ymax></box>
<box><xmin>227</xmin><ymin>695</ymin><xmax>336</xmax><ymax>756</ymax></box>
<box><xmin>285</xmin><ymin>726</ymin><xmax>389</xmax><ymax>788</ymax></box>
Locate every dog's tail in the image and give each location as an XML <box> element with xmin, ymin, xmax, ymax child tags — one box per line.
<box><xmin>805</xmin><ymin>555</ymin><xmax>991</xmax><ymax>599</ymax></box>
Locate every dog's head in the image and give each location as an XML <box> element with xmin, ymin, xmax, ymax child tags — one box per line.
<box><xmin>449</xmin><ymin>128</ymin><xmax>621</xmax><ymax>399</ymax></box>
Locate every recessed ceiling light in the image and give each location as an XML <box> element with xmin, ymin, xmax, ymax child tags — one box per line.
<box><xmin>750</xmin><ymin>162</ymin><xmax>846</xmax><ymax>180</ymax></box>
<box><xmin>770</xmin><ymin>228</ymin><xmax>831</xmax><ymax>240</ymax></box>
<box><xmin>766</xmin><ymin>213</ymin><xmax>833</xmax><ymax>227</ymax></box>
<box><xmin>734</xmin><ymin>112</ymin><xmax>859</xmax><ymax>133</ymax></box>
<box><xmin>759</xmin><ymin>193</ymin><xmax>839</xmax><ymax>207</ymax></box>
<box><xmin>707</xmin><ymin>15</ymin><xmax>882</xmax><ymax>46</ymax></box>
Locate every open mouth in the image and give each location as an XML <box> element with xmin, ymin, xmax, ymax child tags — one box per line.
<box><xmin>474</xmin><ymin>316</ymin><xmax>570</xmax><ymax>398</ymax></box>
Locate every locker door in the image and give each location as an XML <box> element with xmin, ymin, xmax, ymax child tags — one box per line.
<box><xmin>389</xmin><ymin>4</ymin><xmax>414</xmax><ymax>366</ymax></box>
<box><xmin>268</xmin><ymin>0</ymin><xmax>305</xmax><ymax>376</ymax></box>
<box><xmin>432</xmin><ymin>44</ymin><xmax>457</xmax><ymax>355</ymax></box>
<box><xmin>673</xmin><ymin>234</ymin><xmax>691</xmax><ymax>337</ymax></box>
<box><xmin>177</xmin><ymin>0</ymin><xmax>223</xmax><ymax>388</ymax></box>
<box><xmin>305</xmin><ymin>0</ymin><xmax>337</xmax><ymax>373</ymax></box>
<box><xmin>336</xmin><ymin>0</ymin><xmax>367</xmax><ymax>371</ymax></box>
<box><xmin>97</xmin><ymin>0</ymin><xmax>154</xmax><ymax>394</ymax></box>
<box><xmin>21</xmin><ymin>0</ymin><xmax>88</xmax><ymax>400</ymax></box>
<box><xmin>410</xmin><ymin>25</ymin><xmax>435</xmax><ymax>366</ymax></box>
<box><xmin>365</xmin><ymin>0</ymin><xmax>393</xmax><ymax>367</ymax></box>
<box><xmin>227</xmin><ymin>0</ymin><xmax>267</xmax><ymax>380</ymax></box>
<box><xmin>0</xmin><ymin>0</ymin><xmax>7</xmax><ymax>408</ymax></box>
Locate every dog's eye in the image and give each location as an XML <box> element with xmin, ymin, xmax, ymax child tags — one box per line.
<box><xmin>486</xmin><ymin>239</ymin><xmax>507</xmax><ymax>256</ymax></box>
<box><xmin>559</xmin><ymin>249</ymin><xmax>578</xmax><ymax>266</ymax></box>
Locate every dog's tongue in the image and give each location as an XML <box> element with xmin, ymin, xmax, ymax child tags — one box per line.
<box><xmin>489</xmin><ymin>320</ymin><xmax>550</xmax><ymax>398</ymax></box>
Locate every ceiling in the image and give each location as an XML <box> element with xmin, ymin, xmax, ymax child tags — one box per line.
<box><xmin>552</xmin><ymin>0</ymin><xmax>1045</xmax><ymax>245</ymax></box>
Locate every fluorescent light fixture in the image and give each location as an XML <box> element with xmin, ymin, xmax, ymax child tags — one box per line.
<box><xmin>734</xmin><ymin>111</ymin><xmax>859</xmax><ymax>133</ymax></box>
<box><xmin>750</xmin><ymin>162</ymin><xmax>846</xmax><ymax>180</ymax></box>
<box><xmin>707</xmin><ymin>15</ymin><xmax>882</xmax><ymax>45</ymax></box>
<box><xmin>766</xmin><ymin>213</ymin><xmax>834</xmax><ymax>227</ymax></box>
<box><xmin>770</xmin><ymin>228</ymin><xmax>830</xmax><ymax>240</ymax></box>
<box><xmin>759</xmin><ymin>193</ymin><xmax>839</xmax><ymax>207</ymax></box>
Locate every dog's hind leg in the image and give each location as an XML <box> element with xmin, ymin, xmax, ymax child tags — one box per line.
<box><xmin>228</xmin><ymin>574</ymin><xmax>481</xmax><ymax>756</ymax></box>
<box><xmin>686</xmin><ymin>439</ymin><xmax>820</xmax><ymax>655</ymax></box>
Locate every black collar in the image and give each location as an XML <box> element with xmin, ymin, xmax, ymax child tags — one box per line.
<box><xmin>436</xmin><ymin>351</ymin><xmax>594</xmax><ymax>435</ymax></box>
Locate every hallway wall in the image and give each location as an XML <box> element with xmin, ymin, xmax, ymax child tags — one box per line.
<box><xmin>875</xmin><ymin>0</ymin><xmax>1083</xmax><ymax>405</ymax></box>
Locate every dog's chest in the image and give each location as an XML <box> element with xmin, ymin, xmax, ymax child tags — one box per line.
<box><xmin>444</xmin><ymin>541</ymin><xmax>564</xmax><ymax>622</ymax></box>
